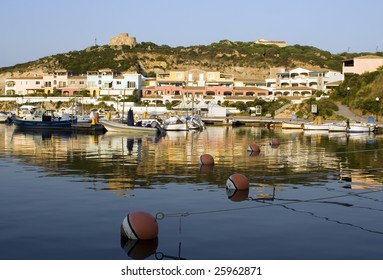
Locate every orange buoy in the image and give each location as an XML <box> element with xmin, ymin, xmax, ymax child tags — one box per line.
<box><xmin>269</xmin><ymin>138</ymin><xmax>280</xmax><ymax>148</ymax></box>
<box><xmin>199</xmin><ymin>154</ymin><xmax>214</xmax><ymax>165</ymax></box>
<box><xmin>121</xmin><ymin>211</ymin><xmax>158</xmax><ymax>240</ymax></box>
<box><xmin>226</xmin><ymin>188</ymin><xmax>249</xmax><ymax>202</ymax></box>
<box><xmin>226</xmin><ymin>173</ymin><xmax>249</xmax><ymax>190</ymax></box>
<box><xmin>247</xmin><ymin>143</ymin><xmax>260</xmax><ymax>153</ymax></box>
<box><xmin>121</xmin><ymin>238</ymin><xmax>158</xmax><ymax>260</ymax></box>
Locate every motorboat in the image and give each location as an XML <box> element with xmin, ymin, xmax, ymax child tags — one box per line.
<box><xmin>99</xmin><ymin>119</ymin><xmax>163</xmax><ymax>135</ymax></box>
<box><xmin>282</xmin><ymin>121</ymin><xmax>303</xmax><ymax>129</ymax></box>
<box><xmin>328</xmin><ymin>122</ymin><xmax>347</xmax><ymax>132</ymax></box>
<box><xmin>11</xmin><ymin>110</ymin><xmax>76</xmax><ymax>129</ymax></box>
<box><xmin>303</xmin><ymin>123</ymin><xmax>330</xmax><ymax>130</ymax></box>
<box><xmin>0</xmin><ymin>112</ymin><xmax>10</xmax><ymax>123</ymax></box>
<box><xmin>346</xmin><ymin>122</ymin><xmax>374</xmax><ymax>133</ymax></box>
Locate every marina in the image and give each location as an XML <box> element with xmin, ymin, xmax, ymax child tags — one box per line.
<box><xmin>1</xmin><ymin>123</ymin><xmax>383</xmax><ymax>260</ymax></box>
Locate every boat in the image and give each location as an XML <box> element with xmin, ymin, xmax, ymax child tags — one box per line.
<box><xmin>282</xmin><ymin>121</ymin><xmax>303</xmax><ymax>129</ymax></box>
<box><xmin>11</xmin><ymin>109</ymin><xmax>76</xmax><ymax>129</ymax></box>
<box><xmin>328</xmin><ymin>122</ymin><xmax>347</xmax><ymax>132</ymax></box>
<box><xmin>346</xmin><ymin>122</ymin><xmax>373</xmax><ymax>133</ymax></box>
<box><xmin>163</xmin><ymin>116</ymin><xmax>189</xmax><ymax>131</ymax></box>
<box><xmin>303</xmin><ymin>116</ymin><xmax>329</xmax><ymax>130</ymax></box>
<box><xmin>0</xmin><ymin>112</ymin><xmax>10</xmax><ymax>123</ymax></box>
<box><xmin>99</xmin><ymin>119</ymin><xmax>163</xmax><ymax>135</ymax></box>
<box><xmin>303</xmin><ymin>123</ymin><xmax>330</xmax><ymax>130</ymax></box>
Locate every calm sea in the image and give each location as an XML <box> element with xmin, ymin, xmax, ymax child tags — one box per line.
<box><xmin>0</xmin><ymin>124</ymin><xmax>383</xmax><ymax>260</ymax></box>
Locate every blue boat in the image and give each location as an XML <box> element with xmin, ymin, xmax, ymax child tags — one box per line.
<box><xmin>11</xmin><ymin>109</ymin><xmax>76</xmax><ymax>129</ymax></box>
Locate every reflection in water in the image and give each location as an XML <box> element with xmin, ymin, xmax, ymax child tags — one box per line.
<box><xmin>2</xmin><ymin>124</ymin><xmax>383</xmax><ymax>260</ymax></box>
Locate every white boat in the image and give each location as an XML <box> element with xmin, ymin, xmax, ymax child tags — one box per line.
<box><xmin>163</xmin><ymin>116</ymin><xmax>189</xmax><ymax>131</ymax></box>
<box><xmin>100</xmin><ymin>119</ymin><xmax>163</xmax><ymax>135</ymax></box>
<box><xmin>282</xmin><ymin>121</ymin><xmax>303</xmax><ymax>129</ymax></box>
<box><xmin>328</xmin><ymin>122</ymin><xmax>347</xmax><ymax>132</ymax></box>
<box><xmin>303</xmin><ymin>123</ymin><xmax>330</xmax><ymax>130</ymax></box>
<box><xmin>346</xmin><ymin>122</ymin><xmax>373</xmax><ymax>133</ymax></box>
<box><xmin>0</xmin><ymin>112</ymin><xmax>10</xmax><ymax>123</ymax></box>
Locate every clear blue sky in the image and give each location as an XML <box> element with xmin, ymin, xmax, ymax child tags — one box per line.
<box><xmin>1</xmin><ymin>0</ymin><xmax>382</xmax><ymax>67</ymax></box>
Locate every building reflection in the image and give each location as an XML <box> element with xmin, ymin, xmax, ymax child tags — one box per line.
<box><xmin>1</xmin><ymin>125</ymin><xmax>383</xmax><ymax>194</ymax></box>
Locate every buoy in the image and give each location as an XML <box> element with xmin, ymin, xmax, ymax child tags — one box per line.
<box><xmin>226</xmin><ymin>173</ymin><xmax>249</xmax><ymax>190</ymax></box>
<box><xmin>247</xmin><ymin>143</ymin><xmax>260</xmax><ymax>153</ymax></box>
<box><xmin>226</xmin><ymin>188</ymin><xmax>249</xmax><ymax>202</ymax></box>
<box><xmin>199</xmin><ymin>154</ymin><xmax>214</xmax><ymax>165</ymax></box>
<box><xmin>121</xmin><ymin>211</ymin><xmax>159</xmax><ymax>240</ymax></box>
<box><xmin>269</xmin><ymin>138</ymin><xmax>280</xmax><ymax>148</ymax></box>
<box><xmin>121</xmin><ymin>238</ymin><xmax>158</xmax><ymax>260</ymax></box>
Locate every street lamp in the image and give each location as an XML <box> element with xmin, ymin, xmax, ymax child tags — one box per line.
<box><xmin>376</xmin><ymin>97</ymin><xmax>380</xmax><ymax>122</ymax></box>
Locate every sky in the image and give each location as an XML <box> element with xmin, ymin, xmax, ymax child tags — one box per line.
<box><xmin>1</xmin><ymin>0</ymin><xmax>382</xmax><ymax>68</ymax></box>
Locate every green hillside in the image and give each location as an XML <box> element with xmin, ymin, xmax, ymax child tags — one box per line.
<box><xmin>2</xmin><ymin>40</ymin><xmax>379</xmax><ymax>79</ymax></box>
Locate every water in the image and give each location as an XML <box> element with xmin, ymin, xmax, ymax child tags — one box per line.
<box><xmin>0</xmin><ymin>124</ymin><xmax>383</xmax><ymax>260</ymax></box>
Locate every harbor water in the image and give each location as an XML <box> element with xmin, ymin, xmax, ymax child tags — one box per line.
<box><xmin>1</xmin><ymin>124</ymin><xmax>383</xmax><ymax>260</ymax></box>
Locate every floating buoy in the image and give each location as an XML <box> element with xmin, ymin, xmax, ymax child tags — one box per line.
<box><xmin>269</xmin><ymin>138</ymin><xmax>280</xmax><ymax>148</ymax></box>
<box><xmin>226</xmin><ymin>188</ymin><xmax>249</xmax><ymax>202</ymax></box>
<box><xmin>121</xmin><ymin>238</ymin><xmax>158</xmax><ymax>260</ymax></box>
<box><xmin>199</xmin><ymin>154</ymin><xmax>214</xmax><ymax>165</ymax></box>
<box><xmin>247</xmin><ymin>143</ymin><xmax>260</xmax><ymax>153</ymax></box>
<box><xmin>226</xmin><ymin>173</ymin><xmax>249</xmax><ymax>190</ymax></box>
<box><xmin>121</xmin><ymin>211</ymin><xmax>158</xmax><ymax>240</ymax></box>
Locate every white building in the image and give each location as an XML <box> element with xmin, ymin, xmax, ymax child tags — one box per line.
<box><xmin>87</xmin><ymin>69</ymin><xmax>145</xmax><ymax>98</ymax></box>
<box><xmin>266</xmin><ymin>67</ymin><xmax>343</xmax><ymax>97</ymax></box>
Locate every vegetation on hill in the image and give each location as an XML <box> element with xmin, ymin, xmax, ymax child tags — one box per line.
<box><xmin>2</xmin><ymin>40</ymin><xmax>376</xmax><ymax>79</ymax></box>
<box><xmin>331</xmin><ymin>66</ymin><xmax>383</xmax><ymax>117</ymax></box>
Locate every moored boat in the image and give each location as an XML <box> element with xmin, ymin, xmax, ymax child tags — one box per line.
<box><xmin>328</xmin><ymin>122</ymin><xmax>347</xmax><ymax>132</ymax></box>
<box><xmin>282</xmin><ymin>121</ymin><xmax>303</xmax><ymax>129</ymax></box>
<box><xmin>303</xmin><ymin>123</ymin><xmax>330</xmax><ymax>130</ymax></box>
<box><xmin>0</xmin><ymin>112</ymin><xmax>10</xmax><ymax>123</ymax></box>
<box><xmin>346</xmin><ymin>122</ymin><xmax>374</xmax><ymax>133</ymax></box>
<box><xmin>99</xmin><ymin>119</ymin><xmax>163</xmax><ymax>135</ymax></box>
<box><xmin>11</xmin><ymin>110</ymin><xmax>76</xmax><ymax>129</ymax></box>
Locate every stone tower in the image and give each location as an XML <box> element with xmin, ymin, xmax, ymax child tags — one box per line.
<box><xmin>109</xmin><ymin>33</ymin><xmax>137</xmax><ymax>48</ymax></box>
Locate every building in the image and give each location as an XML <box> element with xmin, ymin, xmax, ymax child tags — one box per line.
<box><xmin>87</xmin><ymin>69</ymin><xmax>145</xmax><ymax>98</ymax></box>
<box><xmin>141</xmin><ymin>69</ymin><xmax>270</xmax><ymax>108</ymax></box>
<box><xmin>5</xmin><ymin>76</ymin><xmax>44</xmax><ymax>95</ymax></box>
<box><xmin>343</xmin><ymin>55</ymin><xmax>383</xmax><ymax>76</ymax></box>
<box><xmin>266</xmin><ymin>67</ymin><xmax>343</xmax><ymax>97</ymax></box>
<box><xmin>255</xmin><ymin>39</ymin><xmax>286</xmax><ymax>47</ymax></box>
<box><xmin>42</xmin><ymin>70</ymin><xmax>87</xmax><ymax>95</ymax></box>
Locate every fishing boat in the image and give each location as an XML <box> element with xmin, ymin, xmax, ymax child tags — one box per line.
<box><xmin>11</xmin><ymin>109</ymin><xmax>76</xmax><ymax>129</ymax></box>
<box><xmin>303</xmin><ymin>123</ymin><xmax>330</xmax><ymax>130</ymax></box>
<box><xmin>0</xmin><ymin>112</ymin><xmax>10</xmax><ymax>123</ymax></box>
<box><xmin>346</xmin><ymin>122</ymin><xmax>373</xmax><ymax>133</ymax></box>
<box><xmin>281</xmin><ymin>121</ymin><xmax>303</xmax><ymax>129</ymax></box>
<box><xmin>328</xmin><ymin>122</ymin><xmax>347</xmax><ymax>132</ymax></box>
<box><xmin>99</xmin><ymin>119</ymin><xmax>163</xmax><ymax>135</ymax></box>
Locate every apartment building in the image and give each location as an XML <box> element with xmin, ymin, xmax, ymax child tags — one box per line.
<box><xmin>141</xmin><ymin>69</ymin><xmax>269</xmax><ymax>107</ymax></box>
<box><xmin>87</xmin><ymin>69</ymin><xmax>145</xmax><ymax>98</ymax></box>
<box><xmin>5</xmin><ymin>69</ymin><xmax>144</xmax><ymax>98</ymax></box>
<box><xmin>5</xmin><ymin>76</ymin><xmax>44</xmax><ymax>95</ymax></box>
<box><xmin>266</xmin><ymin>67</ymin><xmax>343</xmax><ymax>97</ymax></box>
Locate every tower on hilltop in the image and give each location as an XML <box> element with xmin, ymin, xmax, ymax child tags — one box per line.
<box><xmin>109</xmin><ymin>33</ymin><xmax>137</xmax><ymax>48</ymax></box>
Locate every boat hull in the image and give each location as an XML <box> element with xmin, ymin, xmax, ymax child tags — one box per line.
<box><xmin>12</xmin><ymin>117</ymin><xmax>74</xmax><ymax>129</ymax></box>
<box><xmin>100</xmin><ymin>119</ymin><xmax>160</xmax><ymax>135</ymax></box>
<box><xmin>282</xmin><ymin>122</ymin><xmax>303</xmax><ymax>129</ymax></box>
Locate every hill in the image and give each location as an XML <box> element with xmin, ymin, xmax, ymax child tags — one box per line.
<box><xmin>0</xmin><ymin>40</ymin><xmax>381</xmax><ymax>92</ymax></box>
